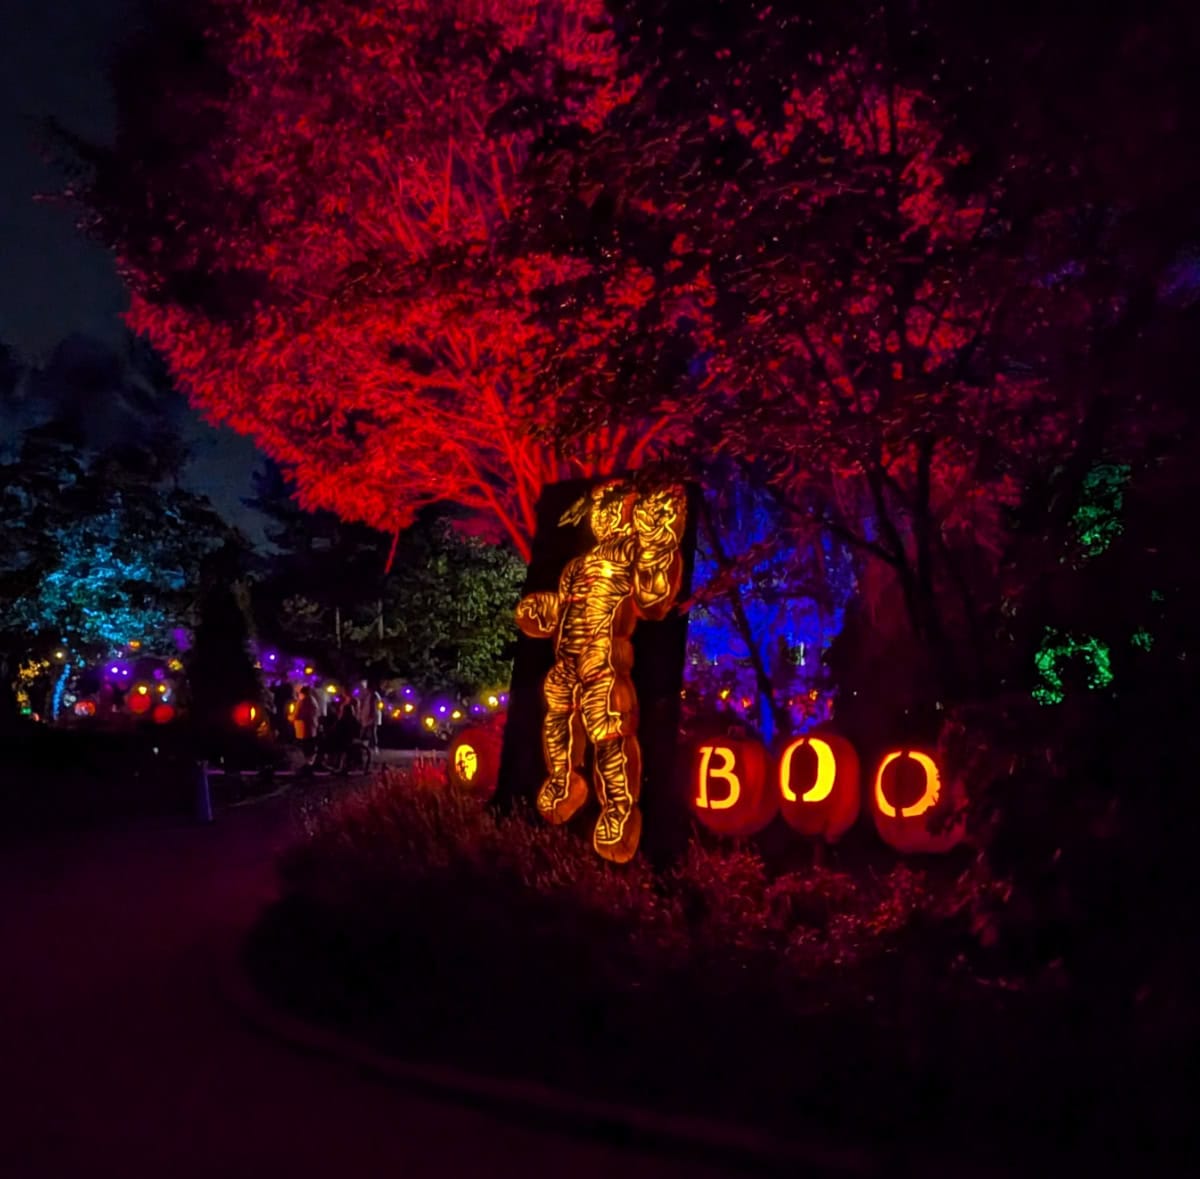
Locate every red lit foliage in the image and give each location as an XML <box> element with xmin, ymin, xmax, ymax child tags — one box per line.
<box><xmin>78</xmin><ymin>0</ymin><xmax>663</xmax><ymax>559</ymax></box>
<box><xmin>519</xmin><ymin>0</ymin><xmax>1200</xmax><ymax>700</ymax></box>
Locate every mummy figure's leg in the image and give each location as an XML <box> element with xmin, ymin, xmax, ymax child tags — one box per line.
<box><xmin>581</xmin><ymin>670</ymin><xmax>642</xmax><ymax>863</ymax></box>
<box><xmin>537</xmin><ymin>660</ymin><xmax>588</xmax><ymax>824</ymax></box>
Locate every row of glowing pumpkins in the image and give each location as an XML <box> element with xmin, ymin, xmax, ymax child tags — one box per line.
<box><xmin>685</xmin><ymin>734</ymin><xmax>965</xmax><ymax>853</ymax></box>
<box><xmin>446</xmin><ymin>728</ymin><xmax>965</xmax><ymax>855</ymax></box>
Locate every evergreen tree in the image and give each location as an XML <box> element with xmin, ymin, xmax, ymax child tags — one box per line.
<box><xmin>185</xmin><ymin>545</ymin><xmax>261</xmax><ymax>738</ymax></box>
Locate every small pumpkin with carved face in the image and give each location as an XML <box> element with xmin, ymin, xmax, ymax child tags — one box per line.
<box><xmin>448</xmin><ymin>726</ymin><xmax>503</xmax><ymax>798</ymax></box>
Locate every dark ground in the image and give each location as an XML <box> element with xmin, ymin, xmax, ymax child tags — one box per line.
<box><xmin>0</xmin><ymin>790</ymin><xmax>758</xmax><ymax>1179</ymax></box>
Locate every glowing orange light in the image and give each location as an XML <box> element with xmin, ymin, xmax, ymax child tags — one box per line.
<box><xmin>423</xmin><ymin>716</ymin><xmax>435</xmax><ymax>729</ymax></box>
<box><xmin>304</xmin><ymin>666</ymin><xmax>314</xmax><ymax>675</ymax></box>
<box><xmin>454</xmin><ymin>743</ymin><xmax>478</xmax><ymax>782</ymax></box>
<box><xmin>168</xmin><ymin>659</ymin><xmax>183</xmax><ymax>672</ymax></box>
<box><xmin>451</xmin><ymin>708</ymin><xmax>463</xmax><ymax>720</ymax></box>
<box><xmin>403</xmin><ymin>702</ymin><xmax>415</xmax><ymax>713</ymax></box>
<box><xmin>779</xmin><ymin>737</ymin><xmax>835</xmax><ymax>803</ymax></box>
<box><xmin>874</xmin><ymin>751</ymin><xmax>940</xmax><ymax>818</ymax></box>
<box><xmin>696</xmin><ymin>745</ymin><xmax>741</xmax><ymax>809</ymax></box>
<box><xmin>486</xmin><ymin>694</ymin><xmax>499</xmax><ymax>708</ymax></box>
<box><xmin>129</xmin><ymin>640</ymin><xmax>142</xmax><ymax>650</ymax></box>
<box><xmin>391</xmin><ymin>708</ymin><xmax>402</xmax><ymax>719</ymax></box>
<box><xmin>136</xmin><ymin>684</ymin><xmax>149</xmax><ymax>696</ymax></box>
<box><xmin>718</xmin><ymin>687</ymin><xmax>731</xmax><ymax>701</ymax></box>
<box><xmin>157</xmin><ymin>683</ymin><xmax>167</xmax><ymax>694</ymax></box>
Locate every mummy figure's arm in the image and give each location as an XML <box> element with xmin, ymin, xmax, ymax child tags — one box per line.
<box><xmin>632</xmin><ymin>487</ymin><xmax>686</xmax><ymax>620</ymax></box>
<box><xmin>516</xmin><ymin>591</ymin><xmax>560</xmax><ymax>638</ymax></box>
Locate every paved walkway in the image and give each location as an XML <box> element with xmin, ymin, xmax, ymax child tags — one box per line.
<box><xmin>0</xmin><ymin>794</ymin><xmax>750</xmax><ymax>1179</ymax></box>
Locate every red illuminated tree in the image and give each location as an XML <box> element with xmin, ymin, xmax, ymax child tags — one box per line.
<box><xmin>520</xmin><ymin>0</ymin><xmax>1200</xmax><ymax>704</ymax></box>
<box><xmin>60</xmin><ymin>0</ymin><xmax>662</xmax><ymax>559</ymax></box>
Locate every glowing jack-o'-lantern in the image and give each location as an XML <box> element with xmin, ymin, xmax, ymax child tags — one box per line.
<box><xmin>447</xmin><ymin>725</ymin><xmax>503</xmax><ymax>799</ymax></box>
<box><xmin>232</xmin><ymin>701</ymin><xmax>260</xmax><ymax>729</ymax></box>
<box><xmin>128</xmin><ymin>682</ymin><xmax>153</xmax><ymax>715</ymax></box>
<box><xmin>777</xmin><ymin>733</ymin><xmax>860</xmax><ymax>842</ymax></box>
<box><xmin>689</xmin><ymin>738</ymin><xmax>775</xmax><ymax>836</ymax></box>
<box><xmin>871</xmin><ymin>749</ymin><xmax>965</xmax><ymax>854</ymax></box>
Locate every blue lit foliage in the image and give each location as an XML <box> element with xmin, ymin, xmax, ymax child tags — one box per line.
<box><xmin>0</xmin><ymin>429</ymin><xmax>233</xmax><ymax>657</ymax></box>
<box><xmin>685</xmin><ymin>480</ymin><xmax>857</xmax><ymax>742</ymax></box>
<box><xmin>29</xmin><ymin>514</ymin><xmax>185</xmax><ymax>649</ymax></box>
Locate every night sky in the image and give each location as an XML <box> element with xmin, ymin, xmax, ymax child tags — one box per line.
<box><xmin>0</xmin><ymin>0</ymin><xmax>269</xmax><ymax>544</ymax></box>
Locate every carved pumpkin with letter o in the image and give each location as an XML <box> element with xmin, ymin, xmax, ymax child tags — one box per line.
<box><xmin>448</xmin><ymin>725</ymin><xmax>503</xmax><ymax>799</ymax></box>
<box><xmin>689</xmin><ymin>738</ymin><xmax>775</xmax><ymax>836</ymax></box>
<box><xmin>871</xmin><ymin>748</ymin><xmax>965</xmax><ymax>853</ymax></box>
<box><xmin>777</xmin><ymin>732</ymin><xmax>860</xmax><ymax>842</ymax></box>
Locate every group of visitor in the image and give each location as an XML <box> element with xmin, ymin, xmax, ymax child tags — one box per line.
<box><xmin>277</xmin><ymin>678</ymin><xmax>382</xmax><ymax>773</ymax></box>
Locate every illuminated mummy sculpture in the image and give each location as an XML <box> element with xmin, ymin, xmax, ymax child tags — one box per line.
<box><xmin>515</xmin><ymin>480</ymin><xmax>687</xmax><ymax>863</ymax></box>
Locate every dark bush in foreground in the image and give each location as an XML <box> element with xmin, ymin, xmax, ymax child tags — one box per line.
<box><xmin>247</xmin><ymin>769</ymin><xmax>1192</xmax><ymax>1165</ymax></box>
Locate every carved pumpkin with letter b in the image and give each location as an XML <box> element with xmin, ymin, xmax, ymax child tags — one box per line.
<box><xmin>871</xmin><ymin>748</ymin><xmax>965</xmax><ymax>854</ymax></box>
<box><xmin>689</xmin><ymin>737</ymin><xmax>775</xmax><ymax>836</ymax></box>
<box><xmin>777</xmin><ymin>732</ymin><xmax>860</xmax><ymax>842</ymax></box>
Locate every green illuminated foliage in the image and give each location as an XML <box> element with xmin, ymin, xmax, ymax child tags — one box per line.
<box><xmin>1071</xmin><ymin>464</ymin><xmax>1130</xmax><ymax>560</ymax></box>
<box><xmin>1033</xmin><ymin>628</ymin><xmax>1114</xmax><ymax>706</ymax></box>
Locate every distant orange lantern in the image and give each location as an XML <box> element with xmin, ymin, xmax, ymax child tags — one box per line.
<box><xmin>777</xmin><ymin>732</ymin><xmax>860</xmax><ymax>842</ymax></box>
<box><xmin>447</xmin><ymin>726</ymin><xmax>503</xmax><ymax>798</ymax></box>
<box><xmin>689</xmin><ymin>738</ymin><xmax>775</xmax><ymax>836</ymax></box>
<box><xmin>871</xmin><ymin>749</ymin><xmax>965</xmax><ymax>854</ymax></box>
<box><xmin>232</xmin><ymin>701</ymin><xmax>260</xmax><ymax>728</ymax></box>
<box><xmin>152</xmin><ymin>703</ymin><xmax>176</xmax><ymax>725</ymax></box>
<box><xmin>73</xmin><ymin>699</ymin><xmax>96</xmax><ymax>718</ymax></box>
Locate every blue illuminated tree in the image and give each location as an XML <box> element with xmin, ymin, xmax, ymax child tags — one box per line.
<box><xmin>0</xmin><ymin>424</ymin><xmax>240</xmax><ymax>712</ymax></box>
<box><xmin>684</xmin><ymin>472</ymin><xmax>857</xmax><ymax>743</ymax></box>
